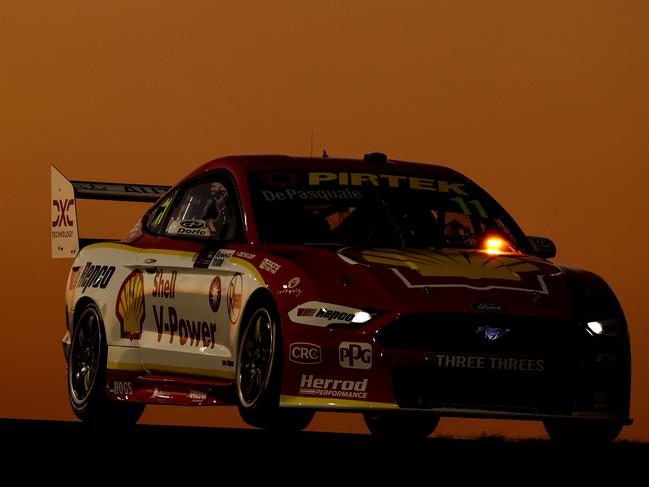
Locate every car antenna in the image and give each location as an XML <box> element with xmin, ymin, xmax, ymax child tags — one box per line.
<box><xmin>310</xmin><ymin>131</ymin><xmax>314</xmax><ymax>157</ymax></box>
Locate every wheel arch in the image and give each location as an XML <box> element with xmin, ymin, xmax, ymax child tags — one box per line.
<box><xmin>237</xmin><ymin>287</ymin><xmax>278</xmax><ymax>350</ymax></box>
<box><xmin>71</xmin><ymin>296</ymin><xmax>100</xmax><ymax>334</ymax></box>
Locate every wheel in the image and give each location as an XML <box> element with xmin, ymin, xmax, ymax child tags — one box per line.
<box><xmin>236</xmin><ymin>300</ymin><xmax>314</xmax><ymax>431</ymax></box>
<box><xmin>543</xmin><ymin>420</ymin><xmax>622</xmax><ymax>444</ymax></box>
<box><xmin>363</xmin><ymin>412</ymin><xmax>439</xmax><ymax>440</ymax></box>
<box><xmin>68</xmin><ymin>303</ymin><xmax>145</xmax><ymax>424</ymax></box>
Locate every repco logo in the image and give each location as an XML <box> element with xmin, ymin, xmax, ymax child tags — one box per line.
<box><xmin>289</xmin><ymin>343</ymin><xmax>322</xmax><ymax>365</ymax></box>
<box><xmin>77</xmin><ymin>262</ymin><xmax>116</xmax><ymax>292</ymax></box>
<box><xmin>316</xmin><ymin>309</ymin><xmax>354</xmax><ymax>322</ymax></box>
<box><xmin>52</xmin><ymin>199</ymin><xmax>75</xmax><ymax>227</ymax></box>
<box><xmin>339</xmin><ymin>342</ymin><xmax>372</xmax><ymax>369</ymax></box>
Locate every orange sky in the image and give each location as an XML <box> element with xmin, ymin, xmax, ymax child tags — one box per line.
<box><xmin>1</xmin><ymin>1</ymin><xmax>647</xmax><ymax>440</ymax></box>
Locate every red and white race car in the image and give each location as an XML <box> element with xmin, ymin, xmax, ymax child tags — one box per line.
<box><xmin>51</xmin><ymin>153</ymin><xmax>631</xmax><ymax>442</ymax></box>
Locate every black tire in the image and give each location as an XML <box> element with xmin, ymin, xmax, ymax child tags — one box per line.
<box><xmin>236</xmin><ymin>299</ymin><xmax>314</xmax><ymax>431</ymax></box>
<box><xmin>68</xmin><ymin>303</ymin><xmax>145</xmax><ymax>424</ymax></box>
<box><xmin>543</xmin><ymin>420</ymin><xmax>622</xmax><ymax>445</ymax></box>
<box><xmin>363</xmin><ymin>412</ymin><xmax>439</xmax><ymax>440</ymax></box>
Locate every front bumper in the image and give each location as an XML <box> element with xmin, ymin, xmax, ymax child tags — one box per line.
<box><xmin>278</xmin><ymin>311</ymin><xmax>632</xmax><ymax>424</ymax></box>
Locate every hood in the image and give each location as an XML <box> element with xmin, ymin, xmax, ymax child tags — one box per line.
<box><xmin>269</xmin><ymin>245</ymin><xmax>573</xmax><ymax>318</ymax></box>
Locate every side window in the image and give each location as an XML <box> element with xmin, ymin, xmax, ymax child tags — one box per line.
<box><xmin>164</xmin><ymin>176</ymin><xmax>240</xmax><ymax>241</ymax></box>
<box><xmin>145</xmin><ymin>191</ymin><xmax>177</xmax><ymax>235</ymax></box>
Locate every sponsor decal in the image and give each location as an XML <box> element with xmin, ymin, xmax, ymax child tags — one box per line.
<box><xmin>227</xmin><ymin>273</ymin><xmax>243</xmax><ymax>324</ymax></box>
<box><xmin>297</xmin><ymin>308</ymin><xmax>316</xmax><ymax>317</ymax></box>
<box><xmin>76</xmin><ymin>262</ymin><xmax>115</xmax><ymax>293</ymax></box>
<box><xmin>152</xmin><ymin>305</ymin><xmax>217</xmax><ymax>348</ymax></box>
<box><xmin>151</xmin><ymin>388</ymin><xmax>171</xmax><ymax>399</ymax></box>
<box><xmin>279</xmin><ymin>288</ymin><xmax>302</xmax><ymax>298</ymax></box>
<box><xmin>339</xmin><ymin>342</ymin><xmax>372</xmax><ymax>369</ymax></box>
<box><xmin>209</xmin><ymin>276</ymin><xmax>222</xmax><ymax>312</ymax></box>
<box><xmin>194</xmin><ymin>248</ymin><xmax>217</xmax><ymax>268</ymax></box>
<box><xmin>315</xmin><ymin>309</ymin><xmax>354</xmax><ymax>321</ymax></box>
<box><xmin>278</xmin><ymin>276</ymin><xmax>303</xmax><ymax>298</ymax></box>
<box><xmin>221</xmin><ymin>359</ymin><xmax>234</xmax><ymax>367</ymax></box>
<box><xmin>360</xmin><ymin>248</ymin><xmax>549</xmax><ymax>294</ymax></box>
<box><xmin>210</xmin><ymin>249</ymin><xmax>235</xmax><ymax>269</ymax></box>
<box><xmin>262</xmin><ymin>188</ymin><xmax>362</xmax><ymax>202</ymax></box>
<box><xmin>51</xmin><ymin>198</ymin><xmax>75</xmax><ymax>238</ymax></box>
<box><xmin>289</xmin><ymin>343</ymin><xmax>322</xmax><ymax>365</ymax></box>
<box><xmin>116</xmin><ymin>270</ymin><xmax>146</xmax><ymax>340</ymax></box>
<box><xmin>476</xmin><ymin>325</ymin><xmax>510</xmax><ymax>341</ymax></box>
<box><xmin>472</xmin><ymin>303</ymin><xmax>507</xmax><ymax>312</ymax></box>
<box><xmin>260</xmin><ymin>258</ymin><xmax>281</xmax><ymax>274</ymax></box>
<box><xmin>153</xmin><ymin>270</ymin><xmax>177</xmax><ymax>299</ymax></box>
<box><xmin>109</xmin><ymin>381</ymin><xmax>134</xmax><ymax>396</ymax></box>
<box><xmin>299</xmin><ymin>374</ymin><xmax>368</xmax><ymax>399</ymax></box>
<box><xmin>288</xmin><ymin>301</ymin><xmax>361</xmax><ymax>327</ymax></box>
<box><xmin>236</xmin><ymin>251</ymin><xmax>256</xmax><ymax>260</ymax></box>
<box><xmin>189</xmin><ymin>390</ymin><xmax>208</xmax><ymax>402</ymax></box>
<box><xmin>178</xmin><ymin>219</ymin><xmax>210</xmax><ymax>237</ymax></box>
<box><xmin>432</xmin><ymin>354</ymin><xmax>545</xmax><ymax>372</ymax></box>
<box><xmin>308</xmin><ymin>172</ymin><xmax>468</xmax><ymax>195</ymax></box>
<box><xmin>74</xmin><ymin>182</ymin><xmax>168</xmax><ymax>196</ymax></box>
<box><xmin>180</xmin><ymin>220</ymin><xmax>205</xmax><ymax>229</ymax></box>
<box><xmin>194</xmin><ymin>248</ymin><xmax>234</xmax><ymax>269</ymax></box>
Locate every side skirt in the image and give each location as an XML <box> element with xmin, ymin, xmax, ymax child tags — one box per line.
<box><xmin>106</xmin><ymin>369</ymin><xmax>235</xmax><ymax>406</ymax></box>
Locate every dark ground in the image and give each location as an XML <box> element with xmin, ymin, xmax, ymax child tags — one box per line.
<box><xmin>2</xmin><ymin>418</ymin><xmax>646</xmax><ymax>480</ymax></box>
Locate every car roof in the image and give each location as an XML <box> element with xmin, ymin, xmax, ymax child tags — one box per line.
<box><xmin>182</xmin><ymin>154</ymin><xmax>469</xmax><ymax>182</ymax></box>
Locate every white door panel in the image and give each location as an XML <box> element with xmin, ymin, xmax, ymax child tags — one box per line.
<box><xmin>139</xmin><ymin>250</ymin><xmax>236</xmax><ymax>378</ymax></box>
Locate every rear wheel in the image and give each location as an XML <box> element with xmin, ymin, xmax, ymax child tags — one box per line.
<box><xmin>363</xmin><ymin>412</ymin><xmax>439</xmax><ymax>440</ymax></box>
<box><xmin>236</xmin><ymin>301</ymin><xmax>313</xmax><ymax>431</ymax></box>
<box><xmin>543</xmin><ymin>420</ymin><xmax>622</xmax><ymax>444</ymax></box>
<box><xmin>68</xmin><ymin>303</ymin><xmax>144</xmax><ymax>424</ymax></box>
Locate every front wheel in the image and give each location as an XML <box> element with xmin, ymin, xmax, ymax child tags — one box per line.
<box><xmin>236</xmin><ymin>302</ymin><xmax>313</xmax><ymax>431</ymax></box>
<box><xmin>364</xmin><ymin>412</ymin><xmax>439</xmax><ymax>440</ymax></box>
<box><xmin>543</xmin><ymin>420</ymin><xmax>622</xmax><ymax>444</ymax></box>
<box><xmin>68</xmin><ymin>303</ymin><xmax>145</xmax><ymax>424</ymax></box>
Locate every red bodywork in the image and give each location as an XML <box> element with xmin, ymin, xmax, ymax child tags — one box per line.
<box><xmin>99</xmin><ymin>155</ymin><xmax>630</xmax><ymax>424</ymax></box>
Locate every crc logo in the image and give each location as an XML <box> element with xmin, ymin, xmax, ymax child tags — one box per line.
<box><xmin>339</xmin><ymin>342</ymin><xmax>372</xmax><ymax>369</ymax></box>
<box><xmin>52</xmin><ymin>199</ymin><xmax>75</xmax><ymax>227</ymax></box>
<box><xmin>289</xmin><ymin>342</ymin><xmax>322</xmax><ymax>365</ymax></box>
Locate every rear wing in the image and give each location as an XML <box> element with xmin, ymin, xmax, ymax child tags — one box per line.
<box><xmin>51</xmin><ymin>165</ymin><xmax>171</xmax><ymax>258</ymax></box>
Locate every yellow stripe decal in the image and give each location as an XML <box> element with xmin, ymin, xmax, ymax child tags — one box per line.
<box><xmin>280</xmin><ymin>395</ymin><xmax>397</xmax><ymax>409</ymax></box>
<box><xmin>230</xmin><ymin>256</ymin><xmax>267</xmax><ymax>287</ymax></box>
<box><xmin>107</xmin><ymin>361</ymin><xmax>143</xmax><ymax>372</ymax></box>
<box><xmin>107</xmin><ymin>361</ymin><xmax>235</xmax><ymax>379</ymax></box>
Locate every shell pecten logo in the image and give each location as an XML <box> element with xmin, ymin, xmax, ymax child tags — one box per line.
<box><xmin>362</xmin><ymin>248</ymin><xmax>538</xmax><ymax>281</ymax></box>
<box><xmin>116</xmin><ymin>269</ymin><xmax>146</xmax><ymax>340</ymax></box>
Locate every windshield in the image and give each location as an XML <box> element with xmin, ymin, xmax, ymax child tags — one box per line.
<box><xmin>249</xmin><ymin>169</ymin><xmax>529</xmax><ymax>251</ymax></box>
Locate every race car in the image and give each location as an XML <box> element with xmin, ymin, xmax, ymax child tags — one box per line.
<box><xmin>51</xmin><ymin>153</ymin><xmax>632</xmax><ymax>442</ymax></box>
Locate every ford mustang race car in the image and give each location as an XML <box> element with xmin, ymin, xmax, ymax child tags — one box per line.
<box><xmin>51</xmin><ymin>153</ymin><xmax>631</xmax><ymax>442</ymax></box>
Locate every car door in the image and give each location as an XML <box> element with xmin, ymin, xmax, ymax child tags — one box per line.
<box><xmin>137</xmin><ymin>172</ymin><xmax>243</xmax><ymax>379</ymax></box>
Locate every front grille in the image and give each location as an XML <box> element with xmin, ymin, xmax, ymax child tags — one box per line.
<box><xmin>377</xmin><ymin>313</ymin><xmax>587</xmax><ymax>356</ymax></box>
<box><xmin>393</xmin><ymin>364</ymin><xmax>579</xmax><ymax>413</ymax></box>
<box><xmin>379</xmin><ymin>313</ymin><xmax>591</xmax><ymax>413</ymax></box>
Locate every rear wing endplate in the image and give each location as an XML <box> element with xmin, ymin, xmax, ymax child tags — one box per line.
<box><xmin>51</xmin><ymin>165</ymin><xmax>170</xmax><ymax>258</ymax></box>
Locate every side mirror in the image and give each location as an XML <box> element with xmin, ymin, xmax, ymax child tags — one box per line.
<box><xmin>527</xmin><ymin>236</ymin><xmax>557</xmax><ymax>259</ymax></box>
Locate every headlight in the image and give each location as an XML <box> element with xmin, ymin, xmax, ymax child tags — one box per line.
<box><xmin>288</xmin><ymin>301</ymin><xmax>377</xmax><ymax>327</ymax></box>
<box><xmin>586</xmin><ymin>321</ymin><xmax>604</xmax><ymax>335</ymax></box>
<box><xmin>583</xmin><ymin>318</ymin><xmax>626</xmax><ymax>337</ymax></box>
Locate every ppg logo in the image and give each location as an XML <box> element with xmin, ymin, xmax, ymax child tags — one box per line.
<box><xmin>339</xmin><ymin>342</ymin><xmax>372</xmax><ymax>369</ymax></box>
<box><xmin>289</xmin><ymin>343</ymin><xmax>322</xmax><ymax>365</ymax></box>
